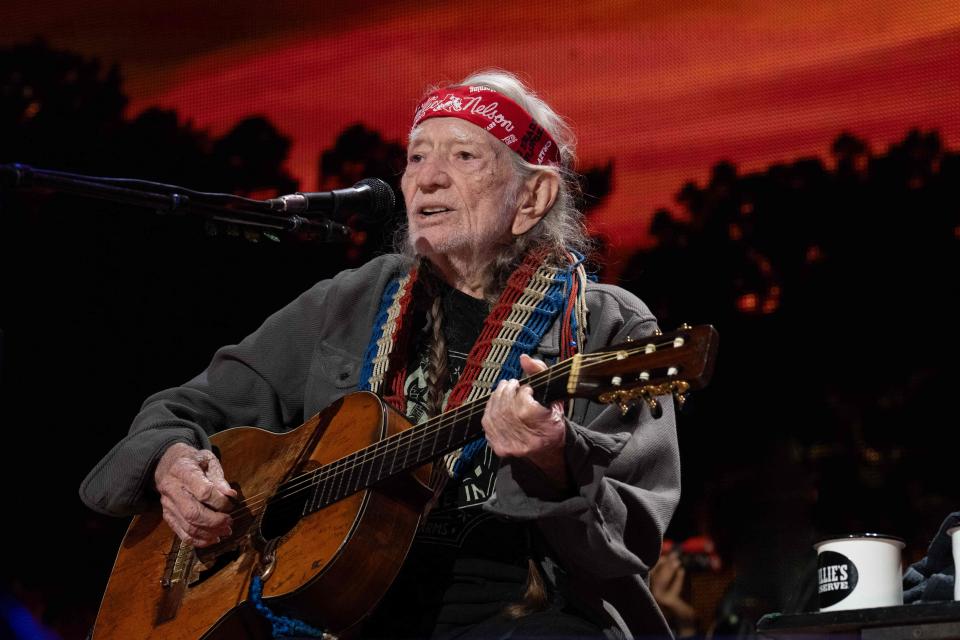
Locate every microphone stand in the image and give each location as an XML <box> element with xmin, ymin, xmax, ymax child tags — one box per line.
<box><xmin>0</xmin><ymin>163</ymin><xmax>352</xmax><ymax>241</ymax></box>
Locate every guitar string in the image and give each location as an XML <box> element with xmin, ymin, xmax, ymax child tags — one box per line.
<box><xmin>216</xmin><ymin>335</ymin><xmax>688</xmax><ymax>522</ymax></box>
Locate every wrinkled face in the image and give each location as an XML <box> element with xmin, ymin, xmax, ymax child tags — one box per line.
<box><xmin>401</xmin><ymin>117</ymin><xmax>520</xmax><ymax>262</ymax></box>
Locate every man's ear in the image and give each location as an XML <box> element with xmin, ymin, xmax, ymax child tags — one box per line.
<box><xmin>512</xmin><ymin>170</ymin><xmax>560</xmax><ymax>235</ymax></box>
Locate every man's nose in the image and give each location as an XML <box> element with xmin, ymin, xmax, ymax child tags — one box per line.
<box><xmin>416</xmin><ymin>155</ymin><xmax>451</xmax><ymax>191</ymax></box>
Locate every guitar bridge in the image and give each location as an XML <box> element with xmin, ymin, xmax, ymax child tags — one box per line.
<box><xmin>157</xmin><ymin>538</ymin><xmax>192</xmax><ymax>625</ymax></box>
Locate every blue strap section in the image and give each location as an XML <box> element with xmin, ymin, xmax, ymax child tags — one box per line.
<box><xmin>567</xmin><ymin>249</ymin><xmax>597</xmax><ymax>284</ymax></box>
<box><xmin>568</xmin><ymin>299</ymin><xmax>580</xmax><ymax>351</ymax></box>
<box><xmin>452</xmin><ymin>269</ymin><xmax>571</xmax><ymax>478</ymax></box>
<box><xmin>567</xmin><ymin>255</ymin><xmax>585</xmax><ymax>352</ymax></box>
<box><xmin>250</xmin><ymin>575</ymin><xmax>325</xmax><ymax>638</ymax></box>
<box><xmin>358</xmin><ymin>277</ymin><xmax>402</xmax><ymax>392</ymax></box>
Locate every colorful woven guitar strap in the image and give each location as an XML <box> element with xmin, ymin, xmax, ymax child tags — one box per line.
<box><xmin>359</xmin><ymin>250</ymin><xmax>588</xmax><ymax>478</ymax></box>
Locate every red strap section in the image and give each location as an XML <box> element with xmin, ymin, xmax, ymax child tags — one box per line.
<box><xmin>382</xmin><ymin>268</ymin><xmax>421</xmax><ymax>412</ymax></box>
<box><xmin>444</xmin><ymin>251</ymin><xmax>545</xmax><ymax>410</ymax></box>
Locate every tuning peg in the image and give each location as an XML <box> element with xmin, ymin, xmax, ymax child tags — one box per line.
<box><xmin>672</xmin><ymin>387</ymin><xmax>687</xmax><ymax>408</ymax></box>
<box><xmin>647</xmin><ymin>396</ymin><xmax>663</xmax><ymax>419</ymax></box>
<box><xmin>640</xmin><ymin>389</ymin><xmax>663</xmax><ymax>419</ymax></box>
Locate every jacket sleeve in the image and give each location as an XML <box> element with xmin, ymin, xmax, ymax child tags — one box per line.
<box><xmin>78</xmin><ymin>255</ymin><xmax>401</xmax><ymax>517</ymax></box>
<box><xmin>485</xmin><ymin>288</ymin><xmax>681</xmax><ymax>581</ymax></box>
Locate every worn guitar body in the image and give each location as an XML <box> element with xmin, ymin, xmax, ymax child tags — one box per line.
<box><xmin>92</xmin><ymin>391</ymin><xmax>433</xmax><ymax>639</ymax></box>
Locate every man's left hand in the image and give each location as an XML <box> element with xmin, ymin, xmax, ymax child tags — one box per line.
<box><xmin>482</xmin><ymin>353</ymin><xmax>569</xmax><ymax>488</ymax></box>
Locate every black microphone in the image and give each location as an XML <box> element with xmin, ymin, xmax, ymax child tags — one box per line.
<box><xmin>266</xmin><ymin>178</ymin><xmax>395</xmax><ymax>220</ymax></box>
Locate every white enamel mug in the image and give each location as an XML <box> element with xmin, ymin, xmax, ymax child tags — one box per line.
<box><xmin>814</xmin><ymin>533</ymin><xmax>905</xmax><ymax>611</ymax></box>
<box><xmin>948</xmin><ymin>525</ymin><xmax>960</xmax><ymax>601</ymax></box>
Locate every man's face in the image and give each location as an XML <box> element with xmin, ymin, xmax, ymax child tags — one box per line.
<box><xmin>401</xmin><ymin>117</ymin><xmax>519</xmax><ymax>263</ymax></box>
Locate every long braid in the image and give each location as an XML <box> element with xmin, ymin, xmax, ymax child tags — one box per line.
<box><xmin>504</xmin><ymin>559</ymin><xmax>550</xmax><ymax>619</ymax></box>
<box><xmin>419</xmin><ymin>259</ymin><xmax>452</xmax><ymax>502</ymax></box>
<box><xmin>425</xmin><ymin>291</ymin><xmax>449</xmax><ymax>419</ymax></box>
<box><xmin>420</xmin><ymin>259</ymin><xmax>450</xmax><ymax>419</ymax></box>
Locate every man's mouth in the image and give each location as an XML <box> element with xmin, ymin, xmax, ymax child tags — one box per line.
<box><xmin>418</xmin><ymin>206</ymin><xmax>453</xmax><ymax>216</ymax></box>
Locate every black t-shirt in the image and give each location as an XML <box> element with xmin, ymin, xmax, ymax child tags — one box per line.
<box><xmin>363</xmin><ymin>284</ymin><xmax>529</xmax><ymax>638</ymax></box>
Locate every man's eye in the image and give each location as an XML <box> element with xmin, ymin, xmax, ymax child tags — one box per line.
<box><xmin>407</xmin><ymin>154</ymin><xmax>423</xmax><ymax>163</ymax></box>
<box><xmin>456</xmin><ymin>151</ymin><xmax>475</xmax><ymax>161</ymax></box>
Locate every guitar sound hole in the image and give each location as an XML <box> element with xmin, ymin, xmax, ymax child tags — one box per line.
<box><xmin>259</xmin><ymin>478</ymin><xmax>311</xmax><ymax>541</ymax></box>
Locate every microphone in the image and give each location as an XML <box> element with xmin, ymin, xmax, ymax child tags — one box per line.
<box><xmin>266</xmin><ymin>178</ymin><xmax>396</xmax><ymax>220</ymax></box>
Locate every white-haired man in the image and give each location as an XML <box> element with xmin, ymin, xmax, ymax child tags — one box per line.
<box><xmin>81</xmin><ymin>70</ymin><xmax>681</xmax><ymax>639</ymax></box>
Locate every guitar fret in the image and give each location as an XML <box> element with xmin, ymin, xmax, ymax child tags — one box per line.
<box><xmin>407</xmin><ymin>426</ymin><xmax>425</xmax><ymax>469</ymax></box>
<box><xmin>416</xmin><ymin>424</ymin><xmax>429</xmax><ymax>464</ymax></box>
<box><xmin>386</xmin><ymin>444</ymin><xmax>400</xmax><ymax>477</ymax></box>
<box><xmin>446</xmin><ymin>409</ymin><xmax>456</xmax><ymax>450</ymax></box>
<box><xmin>345</xmin><ymin>452</ymin><xmax>360</xmax><ymax>497</ymax></box>
<box><xmin>320</xmin><ymin>462</ymin><xmax>334</xmax><ymax>508</ymax></box>
<box><xmin>362</xmin><ymin>447</ymin><xmax>375</xmax><ymax>488</ymax></box>
<box><xmin>371</xmin><ymin>441</ymin><xmax>383</xmax><ymax>482</ymax></box>
<box><xmin>373</xmin><ymin>442</ymin><xmax>387</xmax><ymax>485</ymax></box>
<box><xmin>338</xmin><ymin>455</ymin><xmax>352</xmax><ymax>501</ymax></box>
<box><xmin>392</xmin><ymin>431</ymin><xmax>406</xmax><ymax>473</ymax></box>
<box><xmin>306</xmin><ymin>470</ymin><xmax>321</xmax><ymax>514</ymax></box>
<box><xmin>453</xmin><ymin>403</ymin><xmax>471</xmax><ymax>446</ymax></box>
<box><xmin>398</xmin><ymin>431</ymin><xmax>411</xmax><ymax>471</ymax></box>
<box><xmin>383</xmin><ymin>440</ymin><xmax>395</xmax><ymax>478</ymax></box>
<box><xmin>332</xmin><ymin>457</ymin><xmax>345</xmax><ymax>503</ymax></box>
<box><xmin>346</xmin><ymin>452</ymin><xmax>361</xmax><ymax>497</ymax></box>
<box><xmin>359</xmin><ymin>447</ymin><xmax>374</xmax><ymax>489</ymax></box>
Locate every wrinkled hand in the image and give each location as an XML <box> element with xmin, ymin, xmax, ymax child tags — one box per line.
<box><xmin>154</xmin><ymin>442</ymin><xmax>237</xmax><ymax>548</ymax></box>
<box><xmin>482</xmin><ymin>354</ymin><xmax>568</xmax><ymax>487</ymax></box>
<box><xmin>650</xmin><ymin>552</ymin><xmax>697</xmax><ymax>637</ymax></box>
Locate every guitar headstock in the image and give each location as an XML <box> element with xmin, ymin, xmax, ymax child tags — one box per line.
<box><xmin>566</xmin><ymin>324</ymin><xmax>719</xmax><ymax>417</ymax></box>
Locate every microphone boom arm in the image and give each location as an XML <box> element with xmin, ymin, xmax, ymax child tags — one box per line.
<box><xmin>0</xmin><ymin>163</ymin><xmax>352</xmax><ymax>241</ymax></box>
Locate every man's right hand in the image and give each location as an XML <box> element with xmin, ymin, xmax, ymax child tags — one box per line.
<box><xmin>154</xmin><ymin>442</ymin><xmax>237</xmax><ymax>548</ymax></box>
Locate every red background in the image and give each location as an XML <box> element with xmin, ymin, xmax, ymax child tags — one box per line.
<box><xmin>5</xmin><ymin>0</ymin><xmax>958</xmax><ymax>272</ymax></box>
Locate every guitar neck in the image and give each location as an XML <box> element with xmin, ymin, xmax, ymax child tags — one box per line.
<box><xmin>299</xmin><ymin>324</ymin><xmax>718</xmax><ymax>512</ymax></box>
<box><xmin>304</xmin><ymin>361</ymin><xmax>573</xmax><ymax>510</ymax></box>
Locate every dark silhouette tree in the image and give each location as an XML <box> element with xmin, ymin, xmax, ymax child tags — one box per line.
<box><xmin>211</xmin><ymin>116</ymin><xmax>298</xmax><ymax>195</ymax></box>
<box><xmin>0</xmin><ymin>38</ymin><xmax>126</xmax><ymax>171</ymax></box>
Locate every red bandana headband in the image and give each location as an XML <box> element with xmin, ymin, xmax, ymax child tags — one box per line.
<box><xmin>412</xmin><ymin>85</ymin><xmax>561</xmax><ymax>166</ymax></box>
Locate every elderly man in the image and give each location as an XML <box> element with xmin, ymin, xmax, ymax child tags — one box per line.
<box><xmin>81</xmin><ymin>70</ymin><xmax>681</xmax><ymax>639</ymax></box>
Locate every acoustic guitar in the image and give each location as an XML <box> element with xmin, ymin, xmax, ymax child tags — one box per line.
<box><xmin>91</xmin><ymin>324</ymin><xmax>718</xmax><ymax>639</ymax></box>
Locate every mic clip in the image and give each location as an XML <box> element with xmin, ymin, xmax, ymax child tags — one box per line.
<box><xmin>272</xmin><ymin>193</ymin><xmax>311</xmax><ymax>214</ymax></box>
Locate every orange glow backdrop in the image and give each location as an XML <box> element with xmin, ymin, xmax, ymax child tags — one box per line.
<box><xmin>3</xmin><ymin>0</ymin><xmax>959</xmax><ymax>269</ymax></box>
